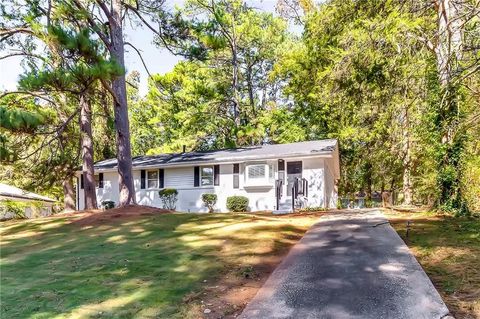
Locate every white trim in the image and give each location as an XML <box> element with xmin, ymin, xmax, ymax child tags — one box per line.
<box><xmin>284</xmin><ymin>159</ymin><xmax>303</xmax><ymax>197</ymax></box>
<box><xmin>137</xmin><ymin>186</ymin><xmax>214</xmax><ymax>191</ymax></box>
<box><xmin>200</xmin><ymin>165</ymin><xmax>214</xmax><ymax>187</ymax></box>
<box><xmin>146</xmin><ymin>169</ymin><xmax>159</xmax><ymax>189</ymax></box>
<box><xmin>244</xmin><ymin>163</ymin><xmax>274</xmax><ymax>187</ymax></box>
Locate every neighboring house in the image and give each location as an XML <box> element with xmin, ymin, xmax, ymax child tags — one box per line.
<box><xmin>76</xmin><ymin>139</ymin><xmax>340</xmax><ymax>213</ymax></box>
<box><xmin>0</xmin><ymin>183</ymin><xmax>56</xmax><ymax>219</ymax></box>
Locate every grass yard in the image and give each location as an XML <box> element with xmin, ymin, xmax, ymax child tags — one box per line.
<box><xmin>385</xmin><ymin>209</ymin><xmax>480</xmax><ymax>319</ymax></box>
<box><xmin>0</xmin><ymin>207</ymin><xmax>320</xmax><ymax>319</ymax></box>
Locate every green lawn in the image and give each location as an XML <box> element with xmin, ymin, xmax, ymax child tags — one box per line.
<box><xmin>0</xmin><ymin>211</ymin><xmax>317</xmax><ymax>319</ymax></box>
<box><xmin>386</xmin><ymin>210</ymin><xmax>480</xmax><ymax>319</ymax></box>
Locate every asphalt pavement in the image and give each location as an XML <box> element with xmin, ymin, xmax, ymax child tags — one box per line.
<box><xmin>240</xmin><ymin>210</ymin><xmax>451</xmax><ymax>319</ymax></box>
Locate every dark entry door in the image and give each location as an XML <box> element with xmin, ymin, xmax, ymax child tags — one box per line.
<box><xmin>287</xmin><ymin>161</ymin><xmax>302</xmax><ymax>196</ymax></box>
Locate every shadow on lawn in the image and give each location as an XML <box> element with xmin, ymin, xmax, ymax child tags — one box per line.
<box><xmin>0</xmin><ymin>213</ymin><xmax>308</xmax><ymax>319</ymax></box>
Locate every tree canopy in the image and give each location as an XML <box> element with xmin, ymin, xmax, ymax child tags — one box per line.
<box><xmin>1</xmin><ymin>0</ymin><xmax>479</xmax><ymax>214</ymax></box>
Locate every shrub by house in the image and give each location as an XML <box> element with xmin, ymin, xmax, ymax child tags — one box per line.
<box><xmin>202</xmin><ymin>193</ymin><xmax>217</xmax><ymax>213</ymax></box>
<box><xmin>226</xmin><ymin>196</ymin><xmax>249</xmax><ymax>212</ymax></box>
<box><xmin>158</xmin><ymin>188</ymin><xmax>178</xmax><ymax>210</ymax></box>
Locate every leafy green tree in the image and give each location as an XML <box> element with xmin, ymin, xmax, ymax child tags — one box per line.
<box><xmin>1</xmin><ymin>0</ymin><xmax>189</xmax><ymax>207</ymax></box>
<box><xmin>415</xmin><ymin>0</ymin><xmax>479</xmax><ymax>213</ymax></box>
<box><xmin>0</xmin><ymin>101</ymin><xmax>46</xmax><ymax>162</ymax></box>
<box><xmin>1</xmin><ymin>2</ymin><xmax>119</xmax><ymax>210</ymax></box>
<box><xmin>18</xmin><ymin>26</ymin><xmax>122</xmax><ymax>209</ymax></box>
<box><xmin>64</xmin><ymin>0</ymin><xmax>214</xmax><ymax>205</ymax></box>
<box><xmin>133</xmin><ymin>1</ymin><xmax>297</xmax><ymax>152</ymax></box>
<box><xmin>0</xmin><ymin>91</ymin><xmax>81</xmax><ymax>208</ymax></box>
<box><xmin>128</xmin><ymin>71</ymin><xmax>163</xmax><ymax>156</ymax></box>
<box><xmin>276</xmin><ymin>0</ymin><xmax>437</xmax><ymax>203</ymax></box>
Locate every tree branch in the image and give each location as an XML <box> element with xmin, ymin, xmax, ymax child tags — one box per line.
<box><xmin>0</xmin><ymin>52</ymin><xmax>46</xmax><ymax>61</ymax></box>
<box><xmin>0</xmin><ymin>27</ymin><xmax>34</xmax><ymax>36</ymax></box>
<box><xmin>95</xmin><ymin>0</ymin><xmax>114</xmax><ymax>25</ymax></box>
<box><xmin>70</xmin><ymin>0</ymin><xmax>111</xmax><ymax>48</ymax></box>
<box><xmin>99</xmin><ymin>79</ymin><xmax>120</xmax><ymax>105</ymax></box>
<box><xmin>124</xmin><ymin>41</ymin><xmax>152</xmax><ymax>78</ymax></box>
<box><xmin>122</xmin><ymin>2</ymin><xmax>186</xmax><ymax>56</ymax></box>
<box><xmin>0</xmin><ymin>91</ymin><xmax>58</xmax><ymax>107</ymax></box>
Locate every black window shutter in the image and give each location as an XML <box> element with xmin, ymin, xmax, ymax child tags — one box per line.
<box><xmin>194</xmin><ymin>166</ymin><xmax>200</xmax><ymax>187</ymax></box>
<box><xmin>159</xmin><ymin>169</ymin><xmax>164</xmax><ymax>188</ymax></box>
<box><xmin>99</xmin><ymin>173</ymin><xmax>104</xmax><ymax>188</ymax></box>
<box><xmin>233</xmin><ymin>164</ymin><xmax>239</xmax><ymax>189</ymax></box>
<box><xmin>214</xmin><ymin>165</ymin><xmax>220</xmax><ymax>186</ymax></box>
<box><xmin>278</xmin><ymin>160</ymin><xmax>285</xmax><ymax>183</ymax></box>
<box><xmin>140</xmin><ymin>170</ymin><xmax>146</xmax><ymax>189</ymax></box>
<box><xmin>80</xmin><ymin>174</ymin><xmax>84</xmax><ymax>189</ymax></box>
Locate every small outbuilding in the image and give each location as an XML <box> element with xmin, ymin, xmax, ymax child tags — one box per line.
<box><xmin>0</xmin><ymin>183</ymin><xmax>56</xmax><ymax>219</ymax></box>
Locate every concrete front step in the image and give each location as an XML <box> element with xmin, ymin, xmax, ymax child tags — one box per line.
<box><xmin>272</xmin><ymin>209</ymin><xmax>293</xmax><ymax>215</ymax></box>
<box><xmin>273</xmin><ymin>202</ymin><xmax>294</xmax><ymax>214</ymax></box>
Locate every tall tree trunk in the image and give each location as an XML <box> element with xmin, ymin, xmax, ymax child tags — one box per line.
<box><xmin>79</xmin><ymin>93</ymin><xmax>97</xmax><ymax>210</ymax></box>
<box><xmin>435</xmin><ymin>0</ymin><xmax>463</xmax><ymax>87</ymax></box>
<box><xmin>246</xmin><ymin>64</ymin><xmax>256</xmax><ymax>116</ymax></box>
<box><xmin>63</xmin><ymin>175</ymin><xmax>76</xmax><ymax>212</ymax></box>
<box><xmin>390</xmin><ymin>177</ymin><xmax>396</xmax><ymax>206</ymax></box>
<box><xmin>110</xmin><ymin>0</ymin><xmax>136</xmax><ymax>206</ymax></box>
<box><xmin>364</xmin><ymin>162</ymin><xmax>372</xmax><ymax>201</ymax></box>
<box><xmin>246</xmin><ymin>64</ymin><xmax>257</xmax><ymax>145</ymax></box>
<box><xmin>230</xmin><ymin>10</ymin><xmax>240</xmax><ymax>129</ymax></box>
<box><xmin>402</xmin><ymin>105</ymin><xmax>413</xmax><ymax>205</ymax></box>
<box><xmin>231</xmin><ymin>43</ymin><xmax>240</xmax><ymax>128</ymax></box>
<box><xmin>434</xmin><ymin>0</ymin><xmax>464</xmax><ymax>205</ymax></box>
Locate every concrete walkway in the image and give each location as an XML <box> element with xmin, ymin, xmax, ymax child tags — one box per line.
<box><xmin>241</xmin><ymin>210</ymin><xmax>450</xmax><ymax>319</ymax></box>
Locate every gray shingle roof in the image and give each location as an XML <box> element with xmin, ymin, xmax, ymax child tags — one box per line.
<box><xmin>0</xmin><ymin>183</ymin><xmax>56</xmax><ymax>203</ymax></box>
<box><xmin>93</xmin><ymin>139</ymin><xmax>337</xmax><ymax>171</ymax></box>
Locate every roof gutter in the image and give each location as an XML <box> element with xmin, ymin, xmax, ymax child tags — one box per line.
<box><xmin>0</xmin><ymin>193</ymin><xmax>56</xmax><ymax>203</ymax></box>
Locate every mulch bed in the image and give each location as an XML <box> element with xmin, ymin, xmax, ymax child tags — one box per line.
<box><xmin>65</xmin><ymin>205</ymin><xmax>172</xmax><ymax>226</ymax></box>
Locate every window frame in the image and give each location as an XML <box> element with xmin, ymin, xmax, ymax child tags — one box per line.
<box><xmin>200</xmin><ymin>166</ymin><xmax>214</xmax><ymax>187</ymax></box>
<box><xmin>146</xmin><ymin>169</ymin><xmax>159</xmax><ymax>189</ymax></box>
<box><xmin>244</xmin><ymin>162</ymin><xmax>275</xmax><ymax>186</ymax></box>
<box><xmin>247</xmin><ymin>164</ymin><xmax>267</xmax><ymax>180</ymax></box>
<box><xmin>233</xmin><ymin>163</ymin><xmax>240</xmax><ymax>188</ymax></box>
<box><xmin>94</xmin><ymin>175</ymin><xmax>100</xmax><ymax>188</ymax></box>
<box><xmin>93</xmin><ymin>173</ymin><xmax>104</xmax><ymax>188</ymax></box>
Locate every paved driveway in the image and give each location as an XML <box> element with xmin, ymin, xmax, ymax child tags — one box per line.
<box><xmin>240</xmin><ymin>210</ymin><xmax>450</xmax><ymax>319</ymax></box>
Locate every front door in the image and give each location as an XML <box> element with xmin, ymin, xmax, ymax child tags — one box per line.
<box><xmin>287</xmin><ymin>161</ymin><xmax>302</xmax><ymax>196</ymax></box>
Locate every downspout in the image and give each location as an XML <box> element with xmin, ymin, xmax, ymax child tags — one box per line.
<box><xmin>324</xmin><ymin>159</ymin><xmax>327</xmax><ymax>209</ymax></box>
<box><xmin>76</xmin><ymin>176</ymin><xmax>79</xmax><ymax>210</ymax></box>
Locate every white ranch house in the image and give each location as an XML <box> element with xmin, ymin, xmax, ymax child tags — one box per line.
<box><xmin>76</xmin><ymin>139</ymin><xmax>340</xmax><ymax>213</ymax></box>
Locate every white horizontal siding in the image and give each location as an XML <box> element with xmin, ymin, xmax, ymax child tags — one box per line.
<box><xmin>77</xmin><ymin>171</ymin><xmax>119</xmax><ymax>209</ymax></box>
<box><xmin>165</xmin><ymin>167</ymin><xmax>194</xmax><ymax>189</ymax></box>
<box><xmin>303</xmin><ymin>158</ymin><xmax>325</xmax><ymax>208</ymax></box>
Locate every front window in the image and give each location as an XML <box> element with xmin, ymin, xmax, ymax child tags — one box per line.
<box><xmin>244</xmin><ymin>163</ymin><xmax>275</xmax><ymax>186</ymax></box>
<box><xmin>147</xmin><ymin>170</ymin><xmax>158</xmax><ymax>188</ymax></box>
<box><xmin>248</xmin><ymin>164</ymin><xmax>266</xmax><ymax>179</ymax></box>
<box><xmin>201</xmin><ymin>166</ymin><xmax>214</xmax><ymax>186</ymax></box>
